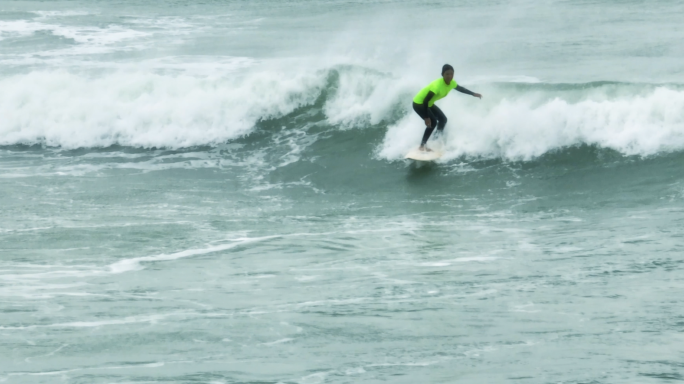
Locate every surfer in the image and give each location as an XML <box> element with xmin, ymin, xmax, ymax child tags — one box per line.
<box><xmin>413</xmin><ymin>64</ymin><xmax>482</xmax><ymax>151</ymax></box>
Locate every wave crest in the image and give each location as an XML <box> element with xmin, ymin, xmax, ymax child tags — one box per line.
<box><xmin>2</xmin><ymin>65</ymin><xmax>684</xmax><ymax>161</ymax></box>
<box><xmin>380</xmin><ymin>84</ymin><xmax>684</xmax><ymax>160</ymax></box>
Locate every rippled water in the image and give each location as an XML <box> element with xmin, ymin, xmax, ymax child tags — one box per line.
<box><xmin>2</xmin><ymin>1</ymin><xmax>684</xmax><ymax>383</ymax></box>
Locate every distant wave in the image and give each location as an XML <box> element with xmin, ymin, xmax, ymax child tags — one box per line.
<box><xmin>2</xmin><ymin>65</ymin><xmax>684</xmax><ymax>161</ymax></box>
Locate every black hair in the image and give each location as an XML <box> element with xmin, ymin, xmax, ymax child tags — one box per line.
<box><xmin>441</xmin><ymin>64</ymin><xmax>454</xmax><ymax>75</ymax></box>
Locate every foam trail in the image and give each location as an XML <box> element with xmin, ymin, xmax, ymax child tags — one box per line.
<box><xmin>0</xmin><ymin>313</ymin><xmax>175</xmax><ymax>330</ymax></box>
<box><xmin>0</xmin><ymin>236</ymin><xmax>279</xmax><ymax>298</ymax></box>
<box><xmin>108</xmin><ymin>235</ymin><xmax>279</xmax><ymax>273</ymax></box>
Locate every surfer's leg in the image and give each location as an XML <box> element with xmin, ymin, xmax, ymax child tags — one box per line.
<box><xmin>431</xmin><ymin>105</ymin><xmax>447</xmax><ymax>134</ymax></box>
<box><xmin>413</xmin><ymin>102</ymin><xmax>436</xmax><ymax>149</ymax></box>
<box><xmin>420</xmin><ymin>127</ymin><xmax>435</xmax><ymax>148</ymax></box>
<box><xmin>420</xmin><ymin>111</ymin><xmax>437</xmax><ymax>147</ymax></box>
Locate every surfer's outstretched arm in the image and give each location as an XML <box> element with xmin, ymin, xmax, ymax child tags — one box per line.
<box><xmin>455</xmin><ymin>85</ymin><xmax>482</xmax><ymax>99</ymax></box>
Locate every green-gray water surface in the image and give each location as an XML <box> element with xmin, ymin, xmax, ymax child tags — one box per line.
<box><xmin>2</xmin><ymin>1</ymin><xmax>684</xmax><ymax>383</ymax></box>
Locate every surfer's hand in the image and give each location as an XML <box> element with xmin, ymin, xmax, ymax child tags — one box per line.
<box><xmin>424</xmin><ymin>118</ymin><xmax>431</xmax><ymax>127</ymax></box>
<box><xmin>474</xmin><ymin>93</ymin><xmax>482</xmax><ymax>99</ymax></box>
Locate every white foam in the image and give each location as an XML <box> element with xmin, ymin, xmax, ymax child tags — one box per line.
<box><xmin>368</xmin><ymin>360</ymin><xmax>440</xmax><ymax>367</ymax></box>
<box><xmin>298</xmin><ymin>372</ymin><xmax>328</xmax><ymax>384</ymax></box>
<box><xmin>294</xmin><ymin>275</ymin><xmax>319</xmax><ymax>282</ymax></box>
<box><xmin>6</xmin><ymin>360</ymin><xmax>166</xmax><ymax>378</ymax></box>
<box><xmin>379</xmin><ymin>86</ymin><xmax>684</xmax><ymax>161</ymax></box>
<box><xmin>4</xmin><ymin>61</ymin><xmax>683</xmax><ymax>160</ymax></box>
<box><xmin>0</xmin><ymin>235</ymin><xmax>278</xmax><ymax>306</ymax></box>
<box><xmin>49</xmin><ymin>313</ymin><xmax>170</xmax><ymax>328</ymax></box>
<box><xmin>0</xmin><ymin>20</ymin><xmax>149</xmax><ymax>54</ymax></box>
<box><xmin>323</xmin><ymin>66</ymin><xmax>414</xmax><ymax>128</ymax></box>
<box><xmin>345</xmin><ymin>367</ymin><xmax>366</xmax><ymax>375</ymax></box>
<box><xmin>452</xmin><ymin>256</ymin><xmax>501</xmax><ymax>263</ymax></box>
<box><xmin>0</xmin><ymin>313</ymin><xmax>174</xmax><ymax>330</ymax></box>
<box><xmin>108</xmin><ymin>236</ymin><xmax>278</xmax><ymax>273</ymax></box>
<box><xmin>0</xmin><ymin>68</ymin><xmax>325</xmax><ymax>149</ymax></box>
<box><xmin>261</xmin><ymin>338</ymin><xmax>293</xmax><ymax>346</ymax></box>
<box><xmin>31</xmin><ymin>11</ymin><xmax>95</xmax><ymax>18</ymax></box>
<box><xmin>58</xmin><ymin>25</ymin><xmax>147</xmax><ymax>46</ymax></box>
<box><xmin>418</xmin><ymin>256</ymin><xmax>500</xmax><ymax>268</ymax></box>
<box><xmin>0</xmin><ymin>20</ymin><xmax>48</xmax><ymax>40</ymax></box>
<box><xmin>420</xmin><ymin>262</ymin><xmax>451</xmax><ymax>267</ymax></box>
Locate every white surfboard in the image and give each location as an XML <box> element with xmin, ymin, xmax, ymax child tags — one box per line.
<box><xmin>405</xmin><ymin>147</ymin><xmax>443</xmax><ymax>161</ymax></box>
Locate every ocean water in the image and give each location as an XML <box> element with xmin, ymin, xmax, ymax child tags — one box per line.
<box><xmin>2</xmin><ymin>0</ymin><xmax>684</xmax><ymax>383</ymax></box>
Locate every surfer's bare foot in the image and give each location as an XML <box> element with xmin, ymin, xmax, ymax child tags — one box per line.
<box><xmin>419</xmin><ymin>145</ymin><xmax>433</xmax><ymax>152</ymax></box>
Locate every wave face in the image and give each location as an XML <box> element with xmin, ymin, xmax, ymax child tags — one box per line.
<box><xmin>3</xmin><ymin>65</ymin><xmax>684</xmax><ymax>162</ymax></box>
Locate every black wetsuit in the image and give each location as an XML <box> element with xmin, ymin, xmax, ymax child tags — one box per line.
<box><xmin>413</xmin><ymin>85</ymin><xmax>476</xmax><ymax>146</ymax></box>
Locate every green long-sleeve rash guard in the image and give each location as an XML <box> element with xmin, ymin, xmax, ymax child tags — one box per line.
<box><xmin>412</xmin><ymin>77</ymin><xmax>476</xmax><ymax>115</ymax></box>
